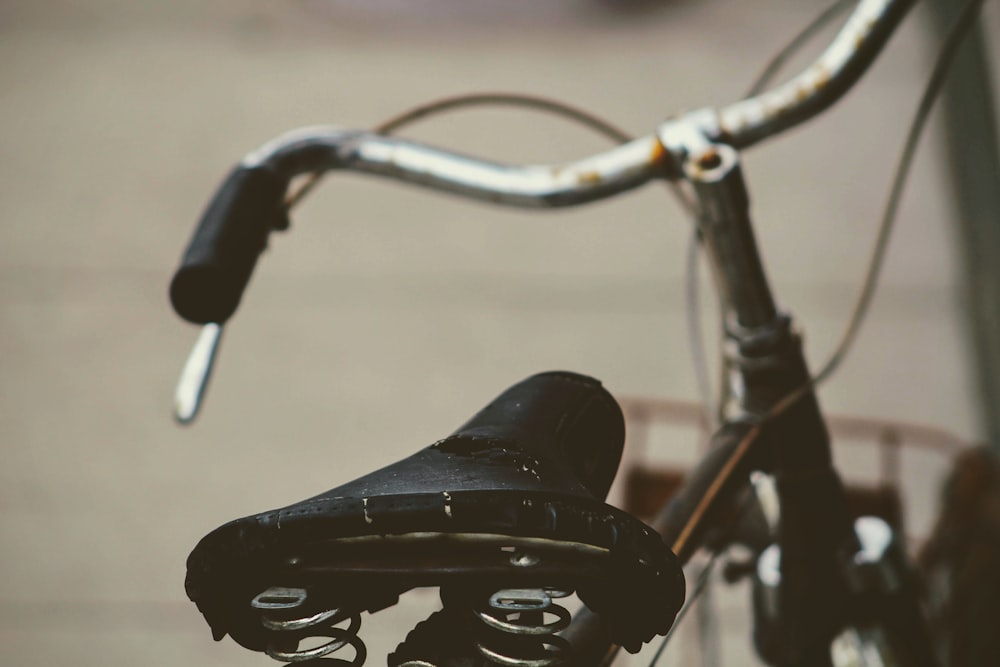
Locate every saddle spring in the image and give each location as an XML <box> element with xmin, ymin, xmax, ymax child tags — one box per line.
<box><xmin>252</xmin><ymin>587</ymin><xmax>367</xmax><ymax>665</ymax></box>
<box><xmin>471</xmin><ymin>587</ymin><xmax>574</xmax><ymax>666</ymax></box>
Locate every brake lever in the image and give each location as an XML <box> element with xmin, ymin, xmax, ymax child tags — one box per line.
<box><xmin>174</xmin><ymin>323</ymin><xmax>224</xmax><ymax>424</ymax></box>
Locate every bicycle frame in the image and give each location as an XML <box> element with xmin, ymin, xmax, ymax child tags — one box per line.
<box><xmin>172</xmin><ymin>0</ymin><xmax>944</xmax><ymax>664</ymax></box>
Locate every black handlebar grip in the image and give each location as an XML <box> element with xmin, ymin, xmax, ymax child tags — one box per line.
<box><xmin>169</xmin><ymin>165</ymin><xmax>289</xmax><ymax>324</ymax></box>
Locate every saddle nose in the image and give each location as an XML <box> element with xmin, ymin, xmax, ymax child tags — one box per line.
<box><xmin>293</xmin><ymin>370</ymin><xmax>626</xmax><ymax>508</ymax></box>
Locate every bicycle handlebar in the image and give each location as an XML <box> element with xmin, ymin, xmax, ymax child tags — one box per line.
<box><xmin>168</xmin><ymin>0</ymin><xmax>913</xmax><ymax>325</ymax></box>
<box><xmin>242</xmin><ymin>0</ymin><xmax>911</xmax><ymax>193</ymax></box>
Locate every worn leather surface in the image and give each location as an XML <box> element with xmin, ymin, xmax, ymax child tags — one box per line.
<box><xmin>185</xmin><ymin>371</ymin><xmax>684</xmax><ymax>654</ymax></box>
<box><xmin>296</xmin><ymin>370</ymin><xmax>623</xmax><ymax>501</ymax></box>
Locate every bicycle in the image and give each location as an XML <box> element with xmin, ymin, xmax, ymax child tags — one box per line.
<box><xmin>167</xmin><ymin>0</ymin><xmax>993</xmax><ymax>665</ymax></box>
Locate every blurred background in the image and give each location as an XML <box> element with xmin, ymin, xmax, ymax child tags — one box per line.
<box><xmin>2</xmin><ymin>0</ymin><xmax>998</xmax><ymax>665</ymax></box>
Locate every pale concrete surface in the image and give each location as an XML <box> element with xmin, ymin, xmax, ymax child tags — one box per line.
<box><xmin>1</xmin><ymin>1</ymin><xmax>998</xmax><ymax>665</ymax></box>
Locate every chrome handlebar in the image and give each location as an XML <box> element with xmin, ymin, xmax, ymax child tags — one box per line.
<box><xmin>172</xmin><ymin>3</ymin><xmax>930</xmax><ymax>664</ymax></box>
<box><xmin>242</xmin><ymin>0</ymin><xmax>913</xmax><ymax>209</ymax></box>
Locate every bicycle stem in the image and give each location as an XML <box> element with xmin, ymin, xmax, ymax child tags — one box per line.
<box><xmin>560</xmin><ymin>126</ymin><xmax>856</xmax><ymax>664</ymax></box>
<box><xmin>680</xmin><ymin>137</ymin><xmax>937</xmax><ymax>667</ymax></box>
<box><xmin>684</xmin><ymin>144</ymin><xmax>778</xmax><ymax>331</ymax></box>
<box><xmin>574</xmin><ymin>132</ymin><xmax>937</xmax><ymax>666</ymax></box>
<box><xmin>676</xmin><ymin>137</ymin><xmax>858</xmax><ymax>665</ymax></box>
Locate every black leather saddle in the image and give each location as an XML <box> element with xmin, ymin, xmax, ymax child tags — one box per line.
<box><xmin>185</xmin><ymin>371</ymin><xmax>685</xmax><ymax>657</ymax></box>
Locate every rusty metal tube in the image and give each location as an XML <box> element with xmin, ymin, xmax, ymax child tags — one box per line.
<box><xmin>245</xmin><ymin>126</ymin><xmax>672</xmax><ymax>209</ymax></box>
<box><xmin>718</xmin><ymin>0</ymin><xmax>916</xmax><ymax>149</ymax></box>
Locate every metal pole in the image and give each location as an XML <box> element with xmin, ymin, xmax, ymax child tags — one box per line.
<box><xmin>924</xmin><ymin>0</ymin><xmax>1000</xmax><ymax>449</ymax></box>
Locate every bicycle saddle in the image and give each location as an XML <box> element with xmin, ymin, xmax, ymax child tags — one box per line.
<box><xmin>186</xmin><ymin>371</ymin><xmax>685</xmax><ymax>661</ymax></box>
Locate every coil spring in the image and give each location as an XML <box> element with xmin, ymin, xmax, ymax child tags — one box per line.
<box><xmin>472</xmin><ymin>588</ymin><xmax>573</xmax><ymax>667</ymax></box>
<box><xmin>252</xmin><ymin>587</ymin><xmax>367</xmax><ymax>665</ymax></box>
